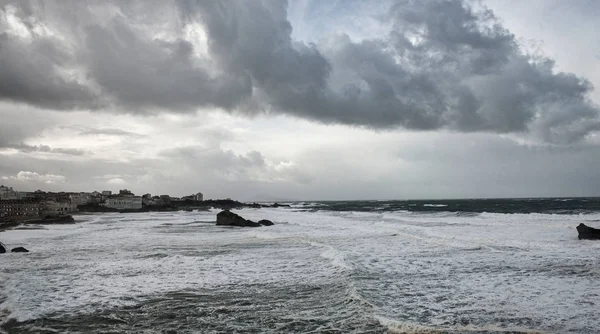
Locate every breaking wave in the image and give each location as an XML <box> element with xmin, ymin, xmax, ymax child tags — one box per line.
<box><xmin>1</xmin><ymin>203</ymin><xmax>600</xmax><ymax>332</ymax></box>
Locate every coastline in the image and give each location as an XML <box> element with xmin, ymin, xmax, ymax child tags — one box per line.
<box><xmin>0</xmin><ymin>215</ymin><xmax>75</xmax><ymax>232</ymax></box>
<box><xmin>0</xmin><ymin>200</ymin><xmax>291</xmax><ymax>233</ymax></box>
<box><xmin>75</xmin><ymin>199</ymin><xmax>290</xmax><ymax>213</ymax></box>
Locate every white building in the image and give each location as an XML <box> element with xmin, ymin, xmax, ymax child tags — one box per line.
<box><xmin>0</xmin><ymin>185</ymin><xmax>13</xmax><ymax>196</ymax></box>
<box><xmin>103</xmin><ymin>196</ymin><xmax>143</xmax><ymax>210</ymax></box>
<box><xmin>195</xmin><ymin>192</ymin><xmax>203</xmax><ymax>201</ymax></box>
<box><xmin>0</xmin><ymin>185</ymin><xmax>27</xmax><ymax>200</ymax></box>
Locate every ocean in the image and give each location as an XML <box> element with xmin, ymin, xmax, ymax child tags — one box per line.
<box><xmin>1</xmin><ymin>198</ymin><xmax>600</xmax><ymax>333</ymax></box>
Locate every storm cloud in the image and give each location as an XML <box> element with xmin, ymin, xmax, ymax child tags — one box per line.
<box><xmin>0</xmin><ymin>0</ymin><xmax>599</xmax><ymax>143</ymax></box>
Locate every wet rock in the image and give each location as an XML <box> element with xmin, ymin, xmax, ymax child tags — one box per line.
<box><xmin>244</xmin><ymin>220</ymin><xmax>262</xmax><ymax>227</ymax></box>
<box><xmin>0</xmin><ymin>242</ymin><xmax>5</xmax><ymax>253</ymax></box>
<box><xmin>258</xmin><ymin>219</ymin><xmax>274</xmax><ymax>226</ymax></box>
<box><xmin>217</xmin><ymin>210</ymin><xmax>249</xmax><ymax>227</ymax></box>
<box><xmin>216</xmin><ymin>210</ymin><xmax>259</xmax><ymax>227</ymax></box>
<box><xmin>11</xmin><ymin>247</ymin><xmax>29</xmax><ymax>253</ymax></box>
<box><xmin>577</xmin><ymin>223</ymin><xmax>600</xmax><ymax>240</ymax></box>
<box><xmin>216</xmin><ymin>211</ymin><xmax>273</xmax><ymax>227</ymax></box>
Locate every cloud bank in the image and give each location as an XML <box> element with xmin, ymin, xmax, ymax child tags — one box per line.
<box><xmin>2</xmin><ymin>171</ymin><xmax>67</xmax><ymax>184</ymax></box>
<box><xmin>0</xmin><ymin>0</ymin><xmax>599</xmax><ymax>143</ymax></box>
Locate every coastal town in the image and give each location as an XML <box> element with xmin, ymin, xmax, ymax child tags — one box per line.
<box><xmin>0</xmin><ymin>184</ymin><xmax>288</xmax><ymax>229</ymax></box>
<box><xmin>0</xmin><ymin>184</ymin><xmax>205</xmax><ymax>224</ymax></box>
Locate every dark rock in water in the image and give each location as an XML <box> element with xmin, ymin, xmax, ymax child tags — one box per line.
<box><xmin>11</xmin><ymin>247</ymin><xmax>29</xmax><ymax>253</ymax></box>
<box><xmin>216</xmin><ymin>211</ymin><xmax>274</xmax><ymax>227</ymax></box>
<box><xmin>26</xmin><ymin>215</ymin><xmax>75</xmax><ymax>225</ymax></box>
<box><xmin>258</xmin><ymin>219</ymin><xmax>274</xmax><ymax>226</ymax></box>
<box><xmin>272</xmin><ymin>203</ymin><xmax>290</xmax><ymax>208</ymax></box>
<box><xmin>577</xmin><ymin>223</ymin><xmax>600</xmax><ymax>240</ymax></box>
<box><xmin>216</xmin><ymin>210</ymin><xmax>248</xmax><ymax>227</ymax></box>
<box><xmin>0</xmin><ymin>242</ymin><xmax>5</xmax><ymax>254</ymax></box>
<box><xmin>216</xmin><ymin>210</ymin><xmax>259</xmax><ymax>227</ymax></box>
<box><xmin>245</xmin><ymin>220</ymin><xmax>262</xmax><ymax>227</ymax></box>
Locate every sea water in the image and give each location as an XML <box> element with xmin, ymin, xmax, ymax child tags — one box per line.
<box><xmin>1</xmin><ymin>200</ymin><xmax>600</xmax><ymax>333</ymax></box>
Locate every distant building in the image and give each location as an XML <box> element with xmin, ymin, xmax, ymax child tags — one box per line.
<box><xmin>69</xmin><ymin>193</ymin><xmax>92</xmax><ymax>206</ymax></box>
<box><xmin>89</xmin><ymin>191</ymin><xmax>104</xmax><ymax>204</ymax></box>
<box><xmin>41</xmin><ymin>201</ymin><xmax>78</xmax><ymax>217</ymax></box>
<box><xmin>0</xmin><ymin>185</ymin><xmax>14</xmax><ymax>199</ymax></box>
<box><xmin>0</xmin><ymin>199</ymin><xmax>41</xmax><ymax>218</ymax></box>
<box><xmin>89</xmin><ymin>191</ymin><xmax>111</xmax><ymax>203</ymax></box>
<box><xmin>144</xmin><ymin>195</ymin><xmax>168</xmax><ymax>206</ymax></box>
<box><xmin>119</xmin><ymin>189</ymin><xmax>134</xmax><ymax>196</ymax></box>
<box><xmin>141</xmin><ymin>193</ymin><xmax>153</xmax><ymax>206</ymax></box>
<box><xmin>0</xmin><ymin>185</ymin><xmax>28</xmax><ymax>200</ymax></box>
<box><xmin>195</xmin><ymin>192</ymin><xmax>204</xmax><ymax>201</ymax></box>
<box><xmin>27</xmin><ymin>190</ymin><xmax>48</xmax><ymax>200</ymax></box>
<box><xmin>103</xmin><ymin>196</ymin><xmax>142</xmax><ymax>210</ymax></box>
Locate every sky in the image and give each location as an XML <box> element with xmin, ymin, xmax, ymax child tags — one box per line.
<box><xmin>0</xmin><ymin>0</ymin><xmax>599</xmax><ymax>201</ymax></box>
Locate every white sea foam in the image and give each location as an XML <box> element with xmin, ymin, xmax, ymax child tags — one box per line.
<box><xmin>380</xmin><ymin>315</ymin><xmax>547</xmax><ymax>334</ymax></box>
<box><xmin>1</xmin><ymin>208</ymin><xmax>600</xmax><ymax>332</ymax></box>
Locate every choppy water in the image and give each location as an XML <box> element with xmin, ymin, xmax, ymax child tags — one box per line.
<box><xmin>1</xmin><ymin>201</ymin><xmax>600</xmax><ymax>333</ymax></box>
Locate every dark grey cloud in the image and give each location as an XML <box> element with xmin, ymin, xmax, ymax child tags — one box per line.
<box><xmin>83</xmin><ymin>17</ymin><xmax>252</xmax><ymax>112</ymax></box>
<box><xmin>0</xmin><ymin>2</ymin><xmax>97</xmax><ymax>110</ymax></box>
<box><xmin>178</xmin><ymin>0</ymin><xmax>331</xmax><ymax>112</ymax></box>
<box><xmin>0</xmin><ymin>0</ymin><xmax>599</xmax><ymax>143</ymax></box>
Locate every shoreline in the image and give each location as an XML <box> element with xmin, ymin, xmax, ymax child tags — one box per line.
<box><xmin>0</xmin><ymin>215</ymin><xmax>75</xmax><ymax>232</ymax></box>
<box><xmin>76</xmin><ymin>199</ymin><xmax>290</xmax><ymax>213</ymax></box>
<box><xmin>0</xmin><ymin>201</ymin><xmax>292</xmax><ymax>233</ymax></box>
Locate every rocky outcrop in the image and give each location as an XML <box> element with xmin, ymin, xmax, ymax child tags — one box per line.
<box><xmin>216</xmin><ymin>210</ymin><xmax>257</xmax><ymax>227</ymax></box>
<box><xmin>258</xmin><ymin>219</ymin><xmax>274</xmax><ymax>226</ymax></box>
<box><xmin>0</xmin><ymin>243</ymin><xmax>29</xmax><ymax>253</ymax></box>
<box><xmin>577</xmin><ymin>223</ymin><xmax>600</xmax><ymax>240</ymax></box>
<box><xmin>22</xmin><ymin>215</ymin><xmax>75</xmax><ymax>225</ymax></box>
<box><xmin>244</xmin><ymin>220</ymin><xmax>262</xmax><ymax>227</ymax></box>
<box><xmin>216</xmin><ymin>210</ymin><xmax>274</xmax><ymax>227</ymax></box>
